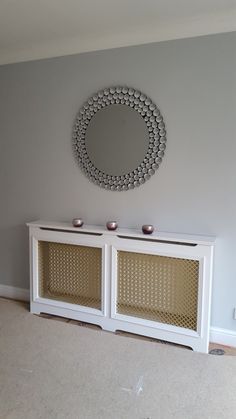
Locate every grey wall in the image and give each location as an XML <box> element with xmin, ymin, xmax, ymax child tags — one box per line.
<box><xmin>0</xmin><ymin>32</ymin><xmax>235</xmax><ymax>331</ymax></box>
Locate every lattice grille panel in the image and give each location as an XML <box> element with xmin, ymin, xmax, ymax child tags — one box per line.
<box><xmin>117</xmin><ymin>251</ymin><xmax>199</xmax><ymax>330</ymax></box>
<box><xmin>38</xmin><ymin>241</ymin><xmax>102</xmax><ymax>309</ymax></box>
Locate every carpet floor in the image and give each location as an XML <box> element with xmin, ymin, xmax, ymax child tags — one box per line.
<box><xmin>0</xmin><ymin>299</ymin><xmax>236</xmax><ymax>419</ymax></box>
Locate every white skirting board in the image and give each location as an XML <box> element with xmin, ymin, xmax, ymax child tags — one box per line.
<box><xmin>1</xmin><ymin>284</ymin><xmax>236</xmax><ymax>348</ymax></box>
<box><xmin>0</xmin><ymin>284</ymin><xmax>30</xmax><ymax>302</ymax></box>
<box><xmin>210</xmin><ymin>327</ymin><xmax>236</xmax><ymax>348</ymax></box>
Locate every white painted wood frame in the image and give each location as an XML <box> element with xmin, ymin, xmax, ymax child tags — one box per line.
<box><xmin>27</xmin><ymin>221</ymin><xmax>215</xmax><ymax>353</ymax></box>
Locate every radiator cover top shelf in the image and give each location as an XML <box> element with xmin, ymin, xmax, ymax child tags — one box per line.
<box><xmin>27</xmin><ymin>220</ymin><xmax>215</xmax><ymax>246</ymax></box>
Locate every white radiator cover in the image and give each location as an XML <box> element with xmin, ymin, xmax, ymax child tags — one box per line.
<box><xmin>27</xmin><ymin>220</ymin><xmax>215</xmax><ymax>353</ymax></box>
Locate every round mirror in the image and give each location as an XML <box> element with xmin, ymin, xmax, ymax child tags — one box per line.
<box><xmin>72</xmin><ymin>86</ymin><xmax>167</xmax><ymax>191</ymax></box>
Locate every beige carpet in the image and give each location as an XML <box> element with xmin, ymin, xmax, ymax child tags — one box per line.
<box><xmin>0</xmin><ymin>300</ymin><xmax>236</xmax><ymax>419</ymax></box>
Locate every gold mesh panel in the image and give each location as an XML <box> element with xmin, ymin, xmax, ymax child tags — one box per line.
<box><xmin>38</xmin><ymin>241</ymin><xmax>102</xmax><ymax>309</ymax></box>
<box><xmin>117</xmin><ymin>251</ymin><xmax>199</xmax><ymax>331</ymax></box>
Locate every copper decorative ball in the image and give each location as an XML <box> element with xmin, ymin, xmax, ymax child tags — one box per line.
<box><xmin>106</xmin><ymin>221</ymin><xmax>118</xmax><ymax>231</ymax></box>
<box><xmin>72</xmin><ymin>218</ymin><xmax>84</xmax><ymax>227</ymax></box>
<box><xmin>142</xmin><ymin>224</ymin><xmax>154</xmax><ymax>234</ymax></box>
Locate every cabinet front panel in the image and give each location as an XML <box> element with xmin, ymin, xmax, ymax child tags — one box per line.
<box><xmin>117</xmin><ymin>250</ymin><xmax>199</xmax><ymax>331</ymax></box>
<box><xmin>38</xmin><ymin>241</ymin><xmax>102</xmax><ymax>309</ymax></box>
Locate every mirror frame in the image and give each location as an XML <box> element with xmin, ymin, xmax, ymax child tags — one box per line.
<box><xmin>72</xmin><ymin>86</ymin><xmax>167</xmax><ymax>191</ymax></box>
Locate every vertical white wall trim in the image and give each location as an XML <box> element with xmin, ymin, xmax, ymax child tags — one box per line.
<box><xmin>0</xmin><ymin>284</ymin><xmax>30</xmax><ymax>302</ymax></box>
<box><xmin>210</xmin><ymin>327</ymin><xmax>236</xmax><ymax>348</ymax></box>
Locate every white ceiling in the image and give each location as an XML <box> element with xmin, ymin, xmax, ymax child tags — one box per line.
<box><xmin>0</xmin><ymin>0</ymin><xmax>236</xmax><ymax>65</ymax></box>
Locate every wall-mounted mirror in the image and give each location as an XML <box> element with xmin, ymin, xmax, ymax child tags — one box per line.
<box><xmin>72</xmin><ymin>86</ymin><xmax>166</xmax><ymax>191</ymax></box>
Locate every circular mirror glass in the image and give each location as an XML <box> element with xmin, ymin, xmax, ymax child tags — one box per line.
<box><xmin>86</xmin><ymin>104</ymin><xmax>149</xmax><ymax>176</ymax></box>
